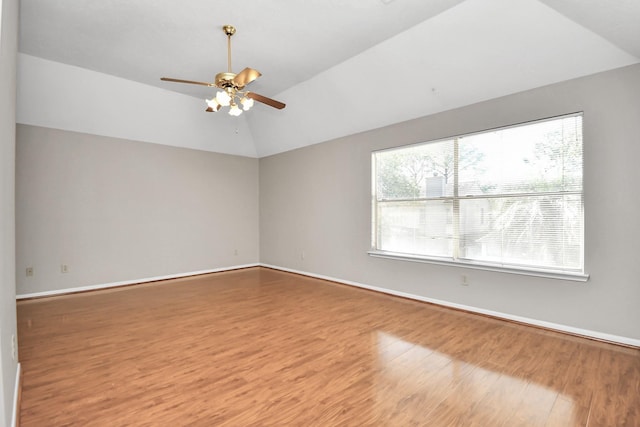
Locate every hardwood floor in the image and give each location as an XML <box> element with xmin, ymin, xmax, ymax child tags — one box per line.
<box><xmin>17</xmin><ymin>267</ymin><xmax>640</xmax><ymax>426</ymax></box>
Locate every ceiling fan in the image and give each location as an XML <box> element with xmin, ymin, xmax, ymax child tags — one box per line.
<box><xmin>161</xmin><ymin>25</ymin><xmax>285</xmax><ymax>116</ymax></box>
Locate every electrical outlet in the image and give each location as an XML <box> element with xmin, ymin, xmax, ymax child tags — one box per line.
<box><xmin>26</xmin><ymin>267</ymin><xmax>34</xmax><ymax>277</ymax></box>
<box><xmin>461</xmin><ymin>274</ymin><xmax>469</xmax><ymax>286</ymax></box>
<box><xmin>61</xmin><ymin>264</ymin><xmax>69</xmax><ymax>273</ymax></box>
<box><xmin>234</xmin><ymin>249</ymin><xmax>238</xmax><ymax>256</ymax></box>
<box><xmin>11</xmin><ymin>334</ymin><xmax>17</xmax><ymax>361</ymax></box>
<box><xmin>300</xmin><ymin>251</ymin><xmax>305</xmax><ymax>260</ymax></box>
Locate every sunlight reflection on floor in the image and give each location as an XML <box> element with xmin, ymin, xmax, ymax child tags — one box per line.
<box><xmin>374</xmin><ymin>331</ymin><xmax>575</xmax><ymax>425</ymax></box>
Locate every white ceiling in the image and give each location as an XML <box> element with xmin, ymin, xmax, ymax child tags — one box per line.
<box><xmin>19</xmin><ymin>0</ymin><xmax>467</xmax><ymax>98</ymax></box>
<box><xmin>18</xmin><ymin>0</ymin><xmax>640</xmax><ymax>157</ymax></box>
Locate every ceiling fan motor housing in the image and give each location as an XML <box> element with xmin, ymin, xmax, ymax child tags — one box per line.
<box><xmin>215</xmin><ymin>72</ymin><xmax>243</xmax><ymax>90</ymax></box>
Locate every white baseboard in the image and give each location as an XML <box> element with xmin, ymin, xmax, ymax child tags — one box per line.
<box><xmin>260</xmin><ymin>263</ymin><xmax>640</xmax><ymax>348</ymax></box>
<box><xmin>11</xmin><ymin>363</ymin><xmax>21</xmax><ymax>427</ymax></box>
<box><xmin>15</xmin><ymin>263</ymin><xmax>259</xmax><ymax>299</ymax></box>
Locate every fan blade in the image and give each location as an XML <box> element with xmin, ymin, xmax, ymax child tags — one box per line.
<box><xmin>205</xmin><ymin>107</ymin><xmax>214</xmax><ymax>112</ymax></box>
<box><xmin>233</xmin><ymin>68</ymin><xmax>261</xmax><ymax>87</ymax></box>
<box><xmin>161</xmin><ymin>77</ymin><xmax>215</xmax><ymax>87</ymax></box>
<box><xmin>246</xmin><ymin>92</ymin><xmax>286</xmax><ymax>110</ymax></box>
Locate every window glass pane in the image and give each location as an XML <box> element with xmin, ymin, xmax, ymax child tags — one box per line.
<box><xmin>459</xmin><ymin>116</ymin><xmax>583</xmax><ymax>196</ymax></box>
<box><xmin>375</xmin><ymin>140</ymin><xmax>455</xmax><ymax>200</ymax></box>
<box><xmin>459</xmin><ymin>194</ymin><xmax>583</xmax><ymax>270</ymax></box>
<box><xmin>377</xmin><ymin>200</ymin><xmax>452</xmax><ymax>257</ymax></box>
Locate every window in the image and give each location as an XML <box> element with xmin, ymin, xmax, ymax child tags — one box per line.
<box><xmin>371</xmin><ymin>113</ymin><xmax>585</xmax><ymax>278</ymax></box>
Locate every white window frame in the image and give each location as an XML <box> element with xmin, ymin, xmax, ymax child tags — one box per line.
<box><xmin>369</xmin><ymin>113</ymin><xmax>588</xmax><ymax>282</ymax></box>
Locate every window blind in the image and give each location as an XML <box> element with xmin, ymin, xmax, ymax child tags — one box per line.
<box><xmin>372</xmin><ymin>113</ymin><xmax>584</xmax><ymax>274</ymax></box>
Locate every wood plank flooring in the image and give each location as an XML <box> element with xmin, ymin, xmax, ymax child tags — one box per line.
<box><xmin>17</xmin><ymin>267</ymin><xmax>640</xmax><ymax>426</ymax></box>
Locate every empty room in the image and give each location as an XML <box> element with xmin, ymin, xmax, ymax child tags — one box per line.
<box><xmin>1</xmin><ymin>0</ymin><xmax>640</xmax><ymax>426</ymax></box>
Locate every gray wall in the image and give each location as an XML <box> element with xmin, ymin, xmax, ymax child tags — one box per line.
<box><xmin>260</xmin><ymin>64</ymin><xmax>640</xmax><ymax>341</ymax></box>
<box><xmin>16</xmin><ymin>125</ymin><xmax>259</xmax><ymax>295</ymax></box>
<box><xmin>0</xmin><ymin>0</ymin><xmax>18</xmax><ymax>424</ymax></box>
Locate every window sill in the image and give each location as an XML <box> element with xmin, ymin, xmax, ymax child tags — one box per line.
<box><xmin>367</xmin><ymin>250</ymin><xmax>589</xmax><ymax>282</ymax></box>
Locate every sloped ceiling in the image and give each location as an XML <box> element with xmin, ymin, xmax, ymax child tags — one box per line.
<box><xmin>540</xmin><ymin>0</ymin><xmax>640</xmax><ymax>58</ymax></box>
<box><xmin>17</xmin><ymin>0</ymin><xmax>640</xmax><ymax>157</ymax></box>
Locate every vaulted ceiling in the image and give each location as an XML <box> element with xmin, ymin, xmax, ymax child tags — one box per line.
<box><xmin>18</xmin><ymin>0</ymin><xmax>640</xmax><ymax>157</ymax></box>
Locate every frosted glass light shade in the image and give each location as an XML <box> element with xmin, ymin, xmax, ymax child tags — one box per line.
<box><xmin>216</xmin><ymin>90</ymin><xmax>231</xmax><ymax>106</ymax></box>
<box><xmin>241</xmin><ymin>97</ymin><xmax>254</xmax><ymax>111</ymax></box>
<box><xmin>206</xmin><ymin>98</ymin><xmax>220</xmax><ymax>111</ymax></box>
<box><xmin>228</xmin><ymin>103</ymin><xmax>243</xmax><ymax>116</ymax></box>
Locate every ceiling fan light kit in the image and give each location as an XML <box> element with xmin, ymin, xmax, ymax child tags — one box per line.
<box><xmin>161</xmin><ymin>25</ymin><xmax>285</xmax><ymax>116</ymax></box>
